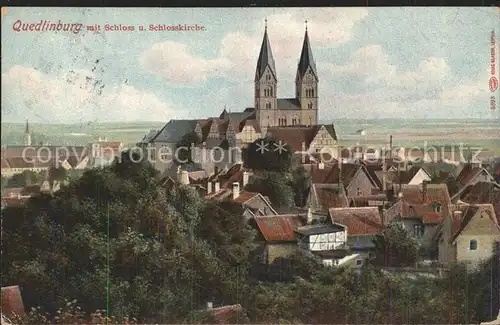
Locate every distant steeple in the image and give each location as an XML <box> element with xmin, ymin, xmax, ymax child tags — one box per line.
<box><xmin>255</xmin><ymin>19</ymin><xmax>277</xmax><ymax>82</ymax></box>
<box><xmin>24</xmin><ymin>119</ymin><xmax>31</xmax><ymax>146</ymax></box>
<box><xmin>297</xmin><ymin>24</ymin><xmax>318</xmax><ymax>81</ymax></box>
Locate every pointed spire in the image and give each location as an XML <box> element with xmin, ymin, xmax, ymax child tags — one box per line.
<box><xmin>25</xmin><ymin>119</ymin><xmax>29</xmax><ymax>133</ymax></box>
<box><xmin>297</xmin><ymin>24</ymin><xmax>318</xmax><ymax>81</ymax></box>
<box><xmin>255</xmin><ymin>19</ymin><xmax>277</xmax><ymax>82</ymax></box>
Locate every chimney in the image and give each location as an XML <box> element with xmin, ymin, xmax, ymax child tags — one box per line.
<box><xmin>243</xmin><ymin>171</ymin><xmax>249</xmax><ymax>187</ymax></box>
<box><xmin>307</xmin><ymin>207</ymin><xmax>313</xmax><ymax>224</ymax></box>
<box><xmin>214</xmin><ymin>181</ymin><xmax>220</xmax><ymax>193</ymax></box>
<box><xmin>389</xmin><ymin>135</ymin><xmax>393</xmax><ymax>159</ymax></box>
<box><xmin>178</xmin><ymin>170</ymin><xmax>189</xmax><ymax>185</ymax></box>
<box><xmin>453</xmin><ymin>210</ymin><xmax>463</xmax><ymax>220</ymax></box>
<box><xmin>232</xmin><ymin>182</ymin><xmax>240</xmax><ymax>200</ymax></box>
<box><xmin>422</xmin><ymin>180</ymin><xmax>428</xmax><ymax>202</ymax></box>
<box><xmin>382</xmin><ymin>157</ymin><xmax>387</xmax><ymax>192</ymax></box>
<box><xmin>207</xmin><ymin>302</ymin><xmax>213</xmax><ymax>310</ymax></box>
<box><xmin>318</xmin><ymin>162</ymin><xmax>325</xmax><ymax>170</ymax></box>
<box><xmin>207</xmin><ymin>181</ymin><xmax>212</xmax><ymax>194</ymax></box>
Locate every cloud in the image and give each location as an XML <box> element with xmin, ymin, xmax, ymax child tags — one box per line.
<box><xmin>314</xmin><ymin>43</ymin><xmax>491</xmax><ymax>119</ymax></box>
<box><xmin>140</xmin><ymin>8</ymin><xmax>369</xmax><ymax>85</ymax></box>
<box><xmin>1</xmin><ymin>65</ymin><xmax>178</xmax><ymax>123</ymax></box>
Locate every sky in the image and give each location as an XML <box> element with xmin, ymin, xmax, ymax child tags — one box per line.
<box><xmin>1</xmin><ymin>7</ymin><xmax>499</xmax><ymax>124</ymax></box>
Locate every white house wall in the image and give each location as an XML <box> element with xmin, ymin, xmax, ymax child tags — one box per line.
<box><xmin>308</xmin><ymin>231</ymin><xmax>347</xmax><ymax>251</ymax></box>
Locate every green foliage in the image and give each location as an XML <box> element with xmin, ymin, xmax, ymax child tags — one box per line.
<box><xmin>3</xmin><ymin>148</ymin><xmax>499</xmax><ymax>324</ymax></box>
<box><xmin>48</xmin><ymin>166</ymin><xmax>67</xmax><ymax>183</ymax></box>
<box><xmin>289</xmin><ymin>166</ymin><xmax>311</xmax><ymax>207</ymax></box>
<box><xmin>245</xmin><ymin>171</ymin><xmax>294</xmax><ymax>208</ymax></box>
<box><xmin>5</xmin><ymin>170</ymin><xmax>45</xmax><ymax>188</ymax></box>
<box><xmin>372</xmin><ymin>223</ymin><xmax>420</xmax><ymax>267</ymax></box>
<box><xmin>175</xmin><ymin>131</ymin><xmax>201</xmax><ymax>165</ymax></box>
<box><xmin>244</xmin><ymin>137</ymin><xmax>292</xmax><ymax>172</ymax></box>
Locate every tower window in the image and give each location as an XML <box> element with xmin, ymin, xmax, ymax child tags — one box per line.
<box><xmin>266</xmin><ymin>74</ymin><xmax>271</xmax><ymax>81</ymax></box>
<box><xmin>311</xmin><ymin>89</ymin><xmax>314</xmax><ymax>97</ymax></box>
<box><xmin>265</xmin><ymin>102</ymin><xmax>271</xmax><ymax>109</ymax></box>
<box><xmin>278</xmin><ymin>118</ymin><xmax>287</xmax><ymax>126</ymax></box>
<box><xmin>308</xmin><ymin>102</ymin><xmax>313</xmax><ymax>109</ymax></box>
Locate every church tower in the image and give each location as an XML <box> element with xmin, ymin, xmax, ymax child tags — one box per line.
<box><xmin>295</xmin><ymin>22</ymin><xmax>319</xmax><ymax>126</ymax></box>
<box><xmin>254</xmin><ymin>19</ymin><xmax>278</xmax><ymax>134</ymax></box>
<box><xmin>24</xmin><ymin>119</ymin><xmax>31</xmax><ymax>146</ymax></box>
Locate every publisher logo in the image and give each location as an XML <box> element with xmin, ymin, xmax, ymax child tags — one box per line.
<box><xmin>490</xmin><ymin>76</ymin><xmax>498</xmax><ymax>92</ymax></box>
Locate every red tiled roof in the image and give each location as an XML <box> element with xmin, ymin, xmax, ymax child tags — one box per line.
<box><xmin>209</xmin><ymin>304</ymin><xmax>244</xmax><ymax>324</ymax></box>
<box><xmin>2</xmin><ymin>188</ymin><xmax>23</xmax><ymax>198</ymax></box>
<box><xmin>233</xmin><ymin>191</ymin><xmax>259</xmax><ymax>204</ymax></box>
<box><xmin>1</xmin><ymin>286</ymin><xmax>25</xmax><ymax>318</ymax></box>
<box><xmin>449</xmin><ymin>204</ymin><xmax>498</xmax><ymax>243</ymax></box>
<box><xmin>349</xmin><ymin>194</ymin><xmax>389</xmax><ymax>208</ymax></box>
<box><xmin>456</xmin><ymin>164</ymin><xmax>489</xmax><ymax>188</ymax></box>
<box><xmin>387</xmin><ymin>184</ymin><xmax>452</xmax><ymax>224</ymax></box>
<box><xmin>304</xmin><ymin>163</ymin><xmax>368</xmax><ymax>188</ymax></box>
<box><xmin>241</xmin><ymin>119</ymin><xmax>261</xmax><ymax>133</ymax></box>
<box><xmin>20</xmin><ymin>185</ymin><xmax>41</xmax><ymax>196</ymax></box>
<box><xmin>266</xmin><ymin>126</ymin><xmax>323</xmax><ymax>152</ymax></box>
<box><xmin>1</xmin><ymin>197</ymin><xmax>28</xmax><ymax>208</ymax></box>
<box><xmin>254</xmin><ymin>214</ymin><xmax>305</xmax><ymax>242</ymax></box>
<box><xmin>329</xmin><ymin>207</ymin><xmax>382</xmax><ymax>236</ymax></box>
<box><xmin>422</xmin><ymin>212</ymin><xmax>442</xmax><ymax>224</ymax></box>
<box><xmin>310</xmin><ymin>184</ymin><xmax>349</xmax><ymax>210</ymax></box>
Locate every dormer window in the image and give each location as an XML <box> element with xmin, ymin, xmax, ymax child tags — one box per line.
<box><xmin>433</xmin><ymin>202</ymin><xmax>441</xmax><ymax>213</ymax></box>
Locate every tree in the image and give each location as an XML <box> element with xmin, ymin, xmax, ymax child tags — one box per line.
<box><xmin>48</xmin><ymin>166</ymin><xmax>67</xmax><ymax>184</ymax></box>
<box><xmin>0</xmin><ymin>153</ymin><xmax>222</xmax><ymax>323</ymax></box>
<box><xmin>372</xmin><ymin>223</ymin><xmax>420</xmax><ymax>267</ymax></box>
<box><xmin>245</xmin><ymin>171</ymin><xmax>294</xmax><ymax>208</ymax></box>
<box><xmin>199</xmin><ymin>201</ymin><xmax>256</xmax><ymax>303</ymax></box>
<box><xmin>5</xmin><ymin>170</ymin><xmax>44</xmax><ymax>188</ymax></box>
<box><xmin>244</xmin><ymin>137</ymin><xmax>292</xmax><ymax>172</ymax></box>
<box><xmin>290</xmin><ymin>166</ymin><xmax>311</xmax><ymax>207</ymax></box>
<box><xmin>175</xmin><ymin>131</ymin><xmax>201</xmax><ymax>165</ymax></box>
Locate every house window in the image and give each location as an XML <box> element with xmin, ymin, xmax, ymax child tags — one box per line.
<box><xmin>433</xmin><ymin>202</ymin><xmax>441</xmax><ymax>213</ymax></box>
<box><xmin>357</xmin><ymin>187</ymin><xmax>362</xmax><ymax>196</ymax></box>
<box><xmin>469</xmin><ymin>239</ymin><xmax>477</xmax><ymax>250</ymax></box>
<box><xmin>413</xmin><ymin>224</ymin><xmax>425</xmax><ymax>238</ymax></box>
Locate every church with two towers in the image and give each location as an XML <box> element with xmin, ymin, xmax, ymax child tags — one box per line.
<box><xmin>253</xmin><ymin>21</ymin><xmax>319</xmax><ymax>133</ymax></box>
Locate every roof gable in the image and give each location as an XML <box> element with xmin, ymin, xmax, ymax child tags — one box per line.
<box><xmin>329</xmin><ymin>207</ymin><xmax>382</xmax><ymax>236</ymax></box>
<box><xmin>253</xmin><ymin>214</ymin><xmax>306</xmax><ymax>242</ymax></box>
<box><xmin>451</xmin><ymin>204</ymin><xmax>500</xmax><ymax>243</ymax></box>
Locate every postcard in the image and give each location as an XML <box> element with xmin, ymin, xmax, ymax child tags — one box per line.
<box><xmin>1</xmin><ymin>7</ymin><xmax>500</xmax><ymax>325</ymax></box>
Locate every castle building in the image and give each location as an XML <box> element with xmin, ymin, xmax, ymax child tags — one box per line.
<box><xmin>255</xmin><ymin>21</ymin><xmax>319</xmax><ymax>134</ymax></box>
